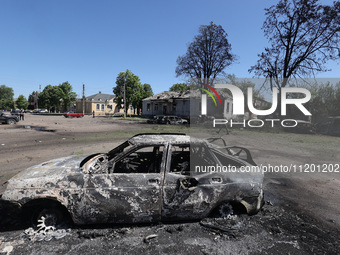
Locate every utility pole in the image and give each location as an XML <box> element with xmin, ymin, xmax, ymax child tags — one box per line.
<box><xmin>123</xmin><ymin>75</ymin><xmax>126</xmax><ymax>119</ymax></box>
<box><xmin>82</xmin><ymin>84</ymin><xmax>85</xmax><ymax>115</ymax></box>
<box><xmin>37</xmin><ymin>84</ymin><xmax>41</xmax><ymax>109</ymax></box>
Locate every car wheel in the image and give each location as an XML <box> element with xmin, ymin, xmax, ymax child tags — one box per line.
<box><xmin>217</xmin><ymin>202</ymin><xmax>234</xmax><ymax>217</ymax></box>
<box><xmin>7</xmin><ymin>119</ymin><xmax>16</xmax><ymax>125</ymax></box>
<box><xmin>31</xmin><ymin>207</ymin><xmax>64</xmax><ymax>228</ymax></box>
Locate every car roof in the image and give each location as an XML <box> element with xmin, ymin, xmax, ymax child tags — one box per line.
<box><xmin>128</xmin><ymin>133</ymin><xmax>199</xmax><ymax>145</ymax></box>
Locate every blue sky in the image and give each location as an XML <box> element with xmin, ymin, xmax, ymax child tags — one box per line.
<box><xmin>1</xmin><ymin>0</ymin><xmax>339</xmax><ymax>98</ymax></box>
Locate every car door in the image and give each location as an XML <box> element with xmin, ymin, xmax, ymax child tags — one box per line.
<box><xmin>84</xmin><ymin>145</ymin><xmax>165</xmax><ymax>224</ymax></box>
<box><xmin>162</xmin><ymin>143</ymin><xmax>221</xmax><ymax>220</ymax></box>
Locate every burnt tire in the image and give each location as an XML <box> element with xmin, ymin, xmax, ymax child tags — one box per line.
<box><xmin>217</xmin><ymin>202</ymin><xmax>234</xmax><ymax>217</ymax></box>
<box><xmin>31</xmin><ymin>206</ymin><xmax>64</xmax><ymax>228</ymax></box>
<box><xmin>7</xmin><ymin>119</ymin><xmax>16</xmax><ymax>125</ymax></box>
<box><xmin>210</xmin><ymin>201</ymin><xmax>247</xmax><ymax>218</ymax></box>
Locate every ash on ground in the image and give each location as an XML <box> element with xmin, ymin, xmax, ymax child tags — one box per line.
<box><xmin>1</xmin><ymin>202</ymin><xmax>339</xmax><ymax>255</ymax></box>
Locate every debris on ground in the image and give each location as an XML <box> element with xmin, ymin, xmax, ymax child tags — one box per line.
<box><xmin>22</xmin><ymin>216</ymin><xmax>70</xmax><ymax>242</ymax></box>
<box><xmin>143</xmin><ymin>234</ymin><xmax>158</xmax><ymax>243</ymax></box>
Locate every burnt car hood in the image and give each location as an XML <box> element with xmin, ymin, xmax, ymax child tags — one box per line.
<box><xmin>5</xmin><ymin>156</ymin><xmax>84</xmax><ymax>190</ymax></box>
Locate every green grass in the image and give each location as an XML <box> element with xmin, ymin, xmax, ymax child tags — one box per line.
<box><xmin>117</xmin><ymin>117</ymin><xmax>147</xmax><ymax>121</ymax></box>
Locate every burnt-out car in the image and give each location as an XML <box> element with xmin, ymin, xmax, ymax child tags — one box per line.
<box><xmin>146</xmin><ymin>115</ymin><xmax>165</xmax><ymax>124</ymax></box>
<box><xmin>283</xmin><ymin>120</ymin><xmax>314</xmax><ymax>134</ymax></box>
<box><xmin>0</xmin><ymin>111</ymin><xmax>19</xmax><ymax>125</ymax></box>
<box><xmin>315</xmin><ymin>116</ymin><xmax>340</xmax><ymax>136</ymax></box>
<box><xmin>0</xmin><ymin>134</ymin><xmax>263</xmax><ymax>226</ymax></box>
<box><xmin>163</xmin><ymin>116</ymin><xmax>188</xmax><ymax>125</ymax></box>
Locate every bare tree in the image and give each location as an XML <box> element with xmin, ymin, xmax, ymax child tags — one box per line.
<box><xmin>176</xmin><ymin>22</ymin><xmax>236</xmax><ymax>80</ymax></box>
<box><xmin>249</xmin><ymin>0</ymin><xmax>340</xmax><ymax>91</ymax></box>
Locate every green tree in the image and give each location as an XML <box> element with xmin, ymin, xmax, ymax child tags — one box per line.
<box><xmin>28</xmin><ymin>92</ymin><xmax>36</xmax><ymax>105</ymax></box>
<box><xmin>58</xmin><ymin>82</ymin><xmax>77</xmax><ymax>112</ymax></box>
<box><xmin>131</xmin><ymin>83</ymin><xmax>144</xmax><ymax>114</ymax></box>
<box><xmin>176</xmin><ymin>22</ymin><xmax>236</xmax><ymax>81</ymax></box>
<box><xmin>0</xmin><ymin>99</ymin><xmax>15</xmax><ymax>110</ymax></box>
<box><xmin>307</xmin><ymin>82</ymin><xmax>340</xmax><ymax>122</ymax></box>
<box><xmin>250</xmin><ymin>0</ymin><xmax>340</xmax><ymax>92</ymax></box>
<box><xmin>0</xmin><ymin>85</ymin><xmax>14</xmax><ymax>100</ymax></box>
<box><xmin>0</xmin><ymin>85</ymin><xmax>15</xmax><ymax>110</ymax></box>
<box><xmin>16</xmin><ymin>95</ymin><xmax>29</xmax><ymax>109</ymax></box>
<box><xmin>113</xmin><ymin>70</ymin><xmax>143</xmax><ymax>115</ymax></box>
<box><xmin>38</xmin><ymin>85</ymin><xmax>63</xmax><ymax>112</ymax></box>
<box><xmin>169</xmin><ymin>83</ymin><xmax>189</xmax><ymax>92</ymax></box>
<box><xmin>133</xmin><ymin>83</ymin><xmax>154</xmax><ymax>114</ymax></box>
<box><xmin>142</xmin><ymin>83</ymin><xmax>153</xmax><ymax>98</ymax></box>
<box><xmin>28</xmin><ymin>91</ymin><xmax>39</xmax><ymax>109</ymax></box>
<box><xmin>225</xmin><ymin>74</ymin><xmax>262</xmax><ymax>99</ymax></box>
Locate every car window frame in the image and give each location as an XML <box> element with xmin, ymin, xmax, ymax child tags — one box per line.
<box><xmin>165</xmin><ymin>142</ymin><xmax>219</xmax><ymax>176</ymax></box>
<box><xmin>111</xmin><ymin>143</ymin><xmax>167</xmax><ymax>175</ymax></box>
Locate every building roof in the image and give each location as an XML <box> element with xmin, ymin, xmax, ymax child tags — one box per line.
<box><xmin>143</xmin><ymin>91</ymin><xmax>192</xmax><ymax>101</ymax></box>
<box><xmin>84</xmin><ymin>92</ymin><xmax>115</xmax><ymax>102</ymax></box>
<box><xmin>143</xmin><ymin>89</ymin><xmax>232</xmax><ymax>101</ymax></box>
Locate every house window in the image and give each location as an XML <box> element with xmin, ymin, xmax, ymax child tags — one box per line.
<box><xmin>154</xmin><ymin>104</ymin><xmax>158</xmax><ymax>111</ymax></box>
<box><xmin>172</xmin><ymin>104</ymin><xmax>177</xmax><ymax>112</ymax></box>
<box><xmin>227</xmin><ymin>102</ymin><xmax>230</xmax><ymax>113</ymax></box>
<box><xmin>101</xmin><ymin>104</ymin><xmax>105</xmax><ymax>111</ymax></box>
<box><xmin>96</xmin><ymin>104</ymin><xmax>100</xmax><ymax>110</ymax></box>
<box><xmin>147</xmin><ymin>103</ymin><xmax>150</xmax><ymax>111</ymax></box>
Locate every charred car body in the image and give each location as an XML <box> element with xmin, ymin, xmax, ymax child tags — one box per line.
<box><xmin>0</xmin><ymin>134</ymin><xmax>263</xmax><ymax>226</ymax></box>
<box><xmin>316</xmin><ymin>116</ymin><xmax>340</xmax><ymax>136</ymax></box>
<box><xmin>0</xmin><ymin>111</ymin><xmax>19</xmax><ymax>125</ymax></box>
<box><xmin>147</xmin><ymin>115</ymin><xmax>188</xmax><ymax>125</ymax></box>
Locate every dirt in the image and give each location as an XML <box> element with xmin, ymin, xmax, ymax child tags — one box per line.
<box><xmin>0</xmin><ymin>114</ymin><xmax>339</xmax><ymax>254</ymax></box>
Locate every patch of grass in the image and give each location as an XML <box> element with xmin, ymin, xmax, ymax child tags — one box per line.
<box><xmin>231</xmin><ymin>128</ymin><xmax>339</xmax><ymax>157</ymax></box>
<box><xmin>118</xmin><ymin>117</ymin><xmax>147</xmax><ymax>121</ymax></box>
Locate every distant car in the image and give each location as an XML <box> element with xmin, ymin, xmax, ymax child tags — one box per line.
<box><xmin>316</xmin><ymin>117</ymin><xmax>340</xmax><ymax>136</ymax></box>
<box><xmin>147</xmin><ymin>115</ymin><xmax>188</xmax><ymax>125</ymax></box>
<box><xmin>147</xmin><ymin>115</ymin><xmax>164</xmax><ymax>124</ymax></box>
<box><xmin>10</xmin><ymin>110</ymin><xmax>21</xmax><ymax>116</ymax></box>
<box><xmin>0</xmin><ymin>133</ymin><xmax>263</xmax><ymax>227</ymax></box>
<box><xmin>283</xmin><ymin>120</ymin><xmax>314</xmax><ymax>134</ymax></box>
<box><xmin>32</xmin><ymin>109</ymin><xmax>48</xmax><ymax>113</ymax></box>
<box><xmin>0</xmin><ymin>111</ymin><xmax>19</xmax><ymax>125</ymax></box>
<box><xmin>64</xmin><ymin>112</ymin><xmax>84</xmax><ymax>118</ymax></box>
<box><xmin>163</xmin><ymin>116</ymin><xmax>188</xmax><ymax>125</ymax></box>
